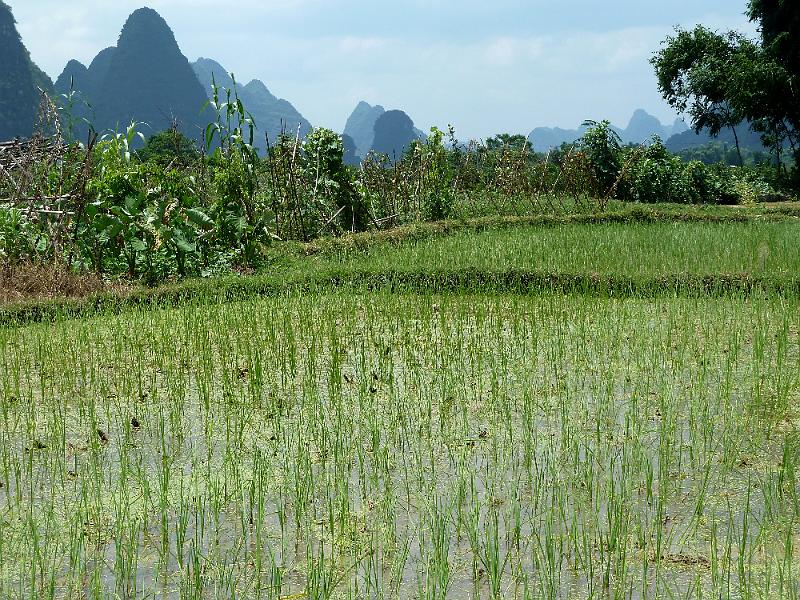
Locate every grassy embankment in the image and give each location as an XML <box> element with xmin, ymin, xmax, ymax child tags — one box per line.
<box><xmin>2</xmin><ymin>202</ymin><xmax>800</xmax><ymax>324</ymax></box>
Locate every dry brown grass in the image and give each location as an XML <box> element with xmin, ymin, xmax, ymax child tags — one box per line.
<box><xmin>0</xmin><ymin>262</ymin><xmax>130</xmax><ymax>304</ymax></box>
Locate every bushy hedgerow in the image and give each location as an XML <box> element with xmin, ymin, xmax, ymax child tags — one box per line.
<box><xmin>578</xmin><ymin>122</ymin><xmax>782</xmax><ymax>205</ymax></box>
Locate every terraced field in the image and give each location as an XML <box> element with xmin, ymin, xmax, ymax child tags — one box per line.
<box><xmin>1</xmin><ymin>218</ymin><xmax>798</xmax><ymax>599</ymax></box>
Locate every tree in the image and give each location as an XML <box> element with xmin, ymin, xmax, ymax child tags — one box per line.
<box><xmin>652</xmin><ymin>2</ymin><xmax>799</xmax><ymax>177</ymax></box>
<box><xmin>746</xmin><ymin>0</ymin><xmax>800</xmax><ymax>163</ymax></box>
<box><xmin>580</xmin><ymin>120</ymin><xmax>622</xmax><ymax>193</ymax></box>
<box><xmin>303</xmin><ymin>128</ymin><xmax>367</xmax><ymax>232</ymax></box>
<box><xmin>748</xmin><ymin>0</ymin><xmax>800</xmax><ymax>79</ymax></box>
<box><xmin>137</xmin><ymin>127</ymin><xmax>200</xmax><ymax>166</ymax></box>
<box><xmin>651</xmin><ymin>27</ymin><xmax>754</xmax><ymax>165</ymax></box>
<box><xmin>485</xmin><ymin>134</ymin><xmax>532</xmax><ymax>153</ymax></box>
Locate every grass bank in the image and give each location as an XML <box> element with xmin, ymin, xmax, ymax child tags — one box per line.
<box><xmin>2</xmin><ymin>204</ymin><xmax>800</xmax><ymax>326</ymax></box>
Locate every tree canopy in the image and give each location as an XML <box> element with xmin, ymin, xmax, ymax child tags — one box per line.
<box><xmin>137</xmin><ymin>128</ymin><xmax>200</xmax><ymax>166</ymax></box>
<box><xmin>652</xmin><ymin>1</ymin><xmax>798</xmax><ymax>173</ymax></box>
<box><xmin>485</xmin><ymin>134</ymin><xmax>532</xmax><ymax>153</ymax></box>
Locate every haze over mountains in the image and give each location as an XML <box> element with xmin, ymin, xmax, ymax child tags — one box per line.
<box><xmin>192</xmin><ymin>58</ymin><xmax>312</xmax><ymax>145</ymax></box>
<box><xmin>529</xmin><ymin>109</ymin><xmax>689</xmax><ymax>152</ymax></box>
<box><xmin>0</xmin><ymin>3</ymin><xmax>770</xmax><ymax>158</ymax></box>
<box><xmin>343</xmin><ymin>101</ymin><xmax>426</xmax><ymax>161</ymax></box>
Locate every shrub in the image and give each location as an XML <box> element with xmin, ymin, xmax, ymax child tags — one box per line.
<box><xmin>622</xmin><ymin>138</ymin><xmax>685</xmax><ymax>203</ymax></box>
<box><xmin>137</xmin><ymin>128</ymin><xmax>200</xmax><ymax>167</ymax></box>
<box><xmin>0</xmin><ymin>205</ymin><xmax>40</xmax><ymax>261</ymax></box>
<box><xmin>680</xmin><ymin>160</ymin><xmax>722</xmax><ymax>204</ymax></box>
<box><xmin>417</xmin><ymin>127</ymin><xmax>455</xmax><ymax>220</ymax></box>
<box><xmin>303</xmin><ymin>128</ymin><xmax>367</xmax><ymax>233</ymax></box>
<box><xmin>580</xmin><ymin>120</ymin><xmax>622</xmax><ymax>194</ymax></box>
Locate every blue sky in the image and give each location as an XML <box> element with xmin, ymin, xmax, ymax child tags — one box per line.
<box><xmin>7</xmin><ymin>1</ymin><xmax>756</xmax><ymax>140</ymax></box>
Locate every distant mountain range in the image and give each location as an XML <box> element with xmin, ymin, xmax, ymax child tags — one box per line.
<box><xmin>52</xmin><ymin>9</ymin><xmax>310</xmax><ymax>148</ymax></box>
<box><xmin>0</xmin><ymin>3</ymin><xmax>773</xmax><ymax>159</ymax></box>
<box><xmin>344</xmin><ymin>101</ymin><xmax>387</xmax><ymax>160</ymax></box>
<box><xmin>528</xmin><ymin>109</ymin><xmax>689</xmax><ymax>152</ymax></box>
<box><xmin>192</xmin><ymin>58</ymin><xmax>311</xmax><ymax>148</ymax></box>
<box><xmin>54</xmin><ymin>8</ymin><xmax>207</xmax><ymax>143</ymax></box>
<box><xmin>344</xmin><ymin>101</ymin><xmax>426</xmax><ymax>160</ymax></box>
<box><xmin>528</xmin><ymin>109</ymin><xmax>770</xmax><ymax>154</ymax></box>
<box><xmin>0</xmin><ymin>1</ymin><xmax>53</xmax><ymax>141</ymax></box>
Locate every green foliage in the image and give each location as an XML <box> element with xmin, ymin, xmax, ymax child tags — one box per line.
<box><xmin>96</xmin><ymin>121</ymin><xmax>146</xmax><ymax>170</ymax></box>
<box><xmin>653</xmin><ymin>3</ymin><xmax>799</xmax><ymax>182</ymax></box>
<box><xmin>137</xmin><ymin>128</ymin><xmax>200</xmax><ymax>166</ymax></box>
<box><xmin>303</xmin><ymin>127</ymin><xmax>367</xmax><ymax>232</ymax></box>
<box><xmin>192</xmin><ymin>58</ymin><xmax>312</xmax><ymax>150</ymax></box>
<box><xmin>485</xmin><ymin>134</ymin><xmax>532</xmax><ymax>153</ymax></box>
<box><xmin>572</xmin><ymin>126</ymin><xmax>781</xmax><ymax>205</ymax></box>
<box><xmin>652</xmin><ymin>27</ymin><xmax>753</xmax><ymax>148</ymax></box>
<box><xmin>676</xmin><ymin>141</ymin><xmax>776</xmax><ymax>166</ymax></box>
<box><xmin>203</xmin><ymin>76</ymin><xmax>265</xmax><ymax>261</ymax></box>
<box><xmin>0</xmin><ymin>204</ymin><xmax>40</xmax><ymax>260</ymax></box>
<box><xmin>415</xmin><ymin>127</ymin><xmax>455</xmax><ymax>220</ymax></box>
<box><xmin>4</xmin><ymin>79</ymin><xmax>793</xmax><ymax>284</ymax></box>
<box><xmin>622</xmin><ymin>138</ymin><xmax>686</xmax><ymax>203</ymax></box>
<box><xmin>580</xmin><ymin>120</ymin><xmax>622</xmax><ymax>193</ymax></box>
<box><xmin>80</xmin><ymin>158</ymin><xmax>218</xmax><ymax>281</ymax></box>
<box><xmin>680</xmin><ymin>161</ymin><xmax>721</xmax><ymax>204</ymax></box>
<box><xmin>748</xmin><ymin>0</ymin><xmax>800</xmax><ymax>81</ymax></box>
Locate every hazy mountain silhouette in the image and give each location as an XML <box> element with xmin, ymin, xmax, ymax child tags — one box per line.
<box><xmin>95</xmin><ymin>9</ymin><xmax>207</xmax><ymax>139</ymax></box>
<box><xmin>55</xmin><ymin>59</ymin><xmax>89</xmax><ymax>95</ymax></box>
<box><xmin>344</xmin><ymin>101</ymin><xmax>386</xmax><ymax>160</ymax></box>
<box><xmin>342</xmin><ymin>133</ymin><xmax>359</xmax><ymax>166</ymax></box>
<box><xmin>56</xmin><ymin>46</ymin><xmax>119</xmax><ymax>100</ymax></box>
<box><xmin>54</xmin><ymin>59</ymin><xmax>92</xmax><ymax>135</ymax></box>
<box><xmin>528</xmin><ymin>109</ymin><xmax>689</xmax><ymax>152</ymax></box>
<box><xmin>528</xmin><ymin>125</ymin><xmax>590</xmax><ymax>152</ymax></box>
<box><xmin>55</xmin><ymin>48</ymin><xmax>123</xmax><ymax>141</ymax></box>
<box><xmin>664</xmin><ymin>124</ymin><xmax>766</xmax><ymax>153</ymax></box>
<box><xmin>623</xmin><ymin>109</ymin><xmax>687</xmax><ymax>144</ymax></box>
<box><xmin>0</xmin><ymin>1</ymin><xmax>53</xmax><ymax>140</ymax></box>
<box><xmin>192</xmin><ymin>57</ymin><xmax>312</xmax><ymax>148</ymax></box>
<box><xmin>86</xmin><ymin>47</ymin><xmax>117</xmax><ymax>89</ymax></box>
<box><xmin>55</xmin><ymin>9</ymin><xmax>207</xmax><ymax>143</ymax></box>
<box><xmin>345</xmin><ymin>102</ymin><xmax>426</xmax><ymax>160</ymax></box>
<box><xmin>372</xmin><ymin>109</ymin><xmax>422</xmax><ymax>159</ymax></box>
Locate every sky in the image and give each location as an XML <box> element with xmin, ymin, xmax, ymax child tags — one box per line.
<box><xmin>6</xmin><ymin>0</ymin><xmax>757</xmax><ymax>141</ymax></box>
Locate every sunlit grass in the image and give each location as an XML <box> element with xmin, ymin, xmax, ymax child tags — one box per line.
<box><xmin>324</xmin><ymin>221</ymin><xmax>800</xmax><ymax>278</ymax></box>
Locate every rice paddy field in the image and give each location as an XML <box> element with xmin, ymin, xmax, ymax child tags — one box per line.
<box><xmin>1</xmin><ymin>218</ymin><xmax>799</xmax><ymax>599</ymax></box>
<box><xmin>320</xmin><ymin>221</ymin><xmax>800</xmax><ymax>279</ymax></box>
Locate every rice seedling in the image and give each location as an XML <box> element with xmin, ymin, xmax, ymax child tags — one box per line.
<box><xmin>0</xmin><ymin>288</ymin><xmax>797</xmax><ymax>598</ymax></box>
<box><xmin>323</xmin><ymin>221</ymin><xmax>800</xmax><ymax>280</ymax></box>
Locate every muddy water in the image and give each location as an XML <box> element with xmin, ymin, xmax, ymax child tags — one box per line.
<box><xmin>0</xmin><ymin>294</ymin><xmax>798</xmax><ymax>598</ymax></box>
